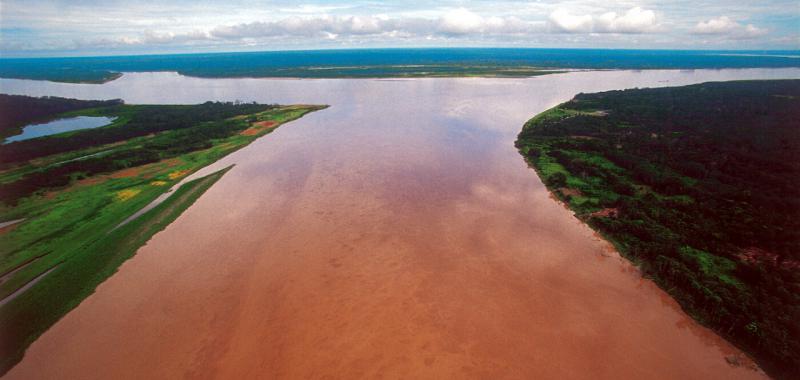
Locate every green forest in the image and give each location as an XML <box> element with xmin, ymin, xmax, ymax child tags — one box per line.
<box><xmin>515</xmin><ymin>80</ymin><xmax>800</xmax><ymax>379</ymax></box>
<box><xmin>0</xmin><ymin>94</ymin><xmax>122</xmax><ymax>139</ymax></box>
<box><xmin>0</xmin><ymin>95</ymin><xmax>325</xmax><ymax>375</ymax></box>
<box><xmin>0</xmin><ymin>99</ymin><xmax>281</xmax><ymax>204</ymax></box>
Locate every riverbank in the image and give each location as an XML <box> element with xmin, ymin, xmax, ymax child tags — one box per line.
<box><xmin>0</xmin><ymin>66</ymin><xmax>567</xmax><ymax>84</ymax></box>
<box><xmin>2</xmin><ymin>70</ymin><xmax>788</xmax><ymax>379</ymax></box>
<box><xmin>0</xmin><ymin>100</ymin><xmax>325</xmax><ymax>374</ymax></box>
<box><xmin>515</xmin><ymin>80</ymin><xmax>800</xmax><ymax>379</ymax></box>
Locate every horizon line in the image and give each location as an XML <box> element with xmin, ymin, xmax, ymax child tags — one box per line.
<box><xmin>2</xmin><ymin>46</ymin><xmax>800</xmax><ymax>61</ymax></box>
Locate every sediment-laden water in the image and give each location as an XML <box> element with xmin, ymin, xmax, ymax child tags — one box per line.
<box><xmin>2</xmin><ymin>68</ymin><xmax>798</xmax><ymax>379</ymax></box>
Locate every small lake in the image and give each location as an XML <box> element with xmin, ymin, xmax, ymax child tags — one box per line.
<box><xmin>3</xmin><ymin>116</ymin><xmax>115</xmax><ymax>144</ymax></box>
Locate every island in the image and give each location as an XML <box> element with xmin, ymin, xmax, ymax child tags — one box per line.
<box><xmin>515</xmin><ymin>80</ymin><xmax>800</xmax><ymax>379</ymax></box>
<box><xmin>0</xmin><ymin>95</ymin><xmax>326</xmax><ymax>374</ymax></box>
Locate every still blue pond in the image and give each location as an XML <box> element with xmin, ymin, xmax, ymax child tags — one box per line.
<box><xmin>4</xmin><ymin>116</ymin><xmax>116</xmax><ymax>144</ymax></box>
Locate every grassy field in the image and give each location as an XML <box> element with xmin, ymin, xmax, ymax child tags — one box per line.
<box><xmin>0</xmin><ymin>100</ymin><xmax>325</xmax><ymax>374</ymax></box>
<box><xmin>515</xmin><ymin>80</ymin><xmax>800</xmax><ymax>379</ymax></box>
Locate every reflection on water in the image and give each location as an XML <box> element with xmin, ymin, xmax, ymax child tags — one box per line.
<box><xmin>3</xmin><ymin>116</ymin><xmax>116</xmax><ymax>144</ymax></box>
<box><xmin>4</xmin><ymin>69</ymin><xmax>797</xmax><ymax>379</ymax></box>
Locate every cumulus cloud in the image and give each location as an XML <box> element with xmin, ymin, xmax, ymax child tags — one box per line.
<box><xmin>77</xmin><ymin>7</ymin><xmax>657</xmax><ymax>50</ymax></box>
<box><xmin>142</xmin><ymin>30</ymin><xmax>210</xmax><ymax>44</ymax></box>
<box><xmin>211</xmin><ymin>15</ymin><xmax>403</xmax><ymax>39</ymax></box>
<box><xmin>548</xmin><ymin>9</ymin><xmax>594</xmax><ymax>33</ymax></box>
<box><xmin>692</xmin><ymin>16</ymin><xmax>767</xmax><ymax>39</ymax></box>
<box><xmin>209</xmin><ymin>9</ymin><xmax>543</xmax><ymax>40</ymax></box>
<box><xmin>437</xmin><ymin>8</ymin><xmax>539</xmax><ymax>35</ymax></box>
<box><xmin>549</xmin><ymin>7</ymin><xmax>659</xmax><ymax>34</ymax></box>
<box><xmin>3</xmin><ymin>1</ymin><xmax>786</xmax><ymax>54</ymax></box>
<box><xmin>69</xmin><ymin>30</ymin><xmax>213</xmax><ymax>50</ymax></box>
<box><xmin>595</xmin><ymin>7</ymin><xmax>658</xmax><ymax>33</ymax></box>
<box><xmin>439</xmin><ymin>8</ymin><xmax>485</xmax><ymax>34</ymax></box>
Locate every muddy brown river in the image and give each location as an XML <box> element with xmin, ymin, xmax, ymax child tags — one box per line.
<box><xmin>2</xmin><ymin>69</ymin><xmax>799</xmax><ymax>379</ymax></box>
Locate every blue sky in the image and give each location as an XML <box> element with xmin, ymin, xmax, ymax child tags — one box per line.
<box><xmin>1</xmin><ymin>0</ymin><xmax>798</xmax><ymax>57</ymax></box>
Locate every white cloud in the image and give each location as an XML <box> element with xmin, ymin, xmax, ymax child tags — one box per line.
<box><xmin>595</xmin><ymin>7</ymin><xmax>659</xmax><ymax>33</ymax></box>
<box><xmin>142</xmin><ymin>30</ymin><xmax>210</xmax><ymax>44</ymax></box>
<box><xmin>438</xmin><ymin>8</ymin><xmax>485</xmax><ymax>34</ymax></box>
<box><xmin>548</xmin><ymin>9</ymin><xmax>594</xmax><ymax>33</ymax></box>
<box><xmin>208</xmin><ymin>10</ymin><xmax>544</xmax><ymax>41</ymax></box>
<box><xmin>437</xmin><ymin>8</ymin><xmax>540</xmax><ymax>35</ymax></box>
<box><xmin>211</xmin><ymin>15</ymin><xmax>397</xmax><ymax>39</ymax></box>
<box><xmin>549</xmin><ymin>7</ymin><xmax>659</xmax><ymax>34</ymax></box>
<box><xmin>693</xmin><ymin>16</ymin><xmax>741</xmax><ymax>34</ymax></box>
<box><xmin>2</xmin><ymin>1</ymin><xmax>790</xmax><ymax>55</ymax></box>
<box><xmin>692</xmin><ymin>16</ymin><xmax>767</xmax><ymax>39</ymax></box>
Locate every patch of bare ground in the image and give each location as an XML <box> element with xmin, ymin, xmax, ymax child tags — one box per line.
<box><xmin>589</xmin><ymin>208</ymin><xmax>619</xmax><ymax>218</ymax></box>
<box><xmin>160</xmin><ymin>158</ymin><xmax>181</xmax><ymax>168</ymax></box>
<box><xmin>726</xmin><ymin>354</ymin><xmax>761</xmax><ymax>371</ymax></box>
<box><xmin>738</xmin><ymin>247</ymin><xmax>800</xmax><ymax>270</ymax></box>
<box><xmin>0</xmin><ymin>221</ymin><xmax>24</xmax><ymax>236</ymax></box>
<box><xmin>76</xmin><ymin>176</ymin><xmax>106</xmax><ymax>187</ymax></box>
<box><xmin>559</xmin><ymin>187</ymin><xmax>583</xmax><ymax>197</ymax></box>
<box><xmin>109</xmin><ymin>167</ymin><xmax>143</xmax><ymax>179</ymax></box>
<box><xmin>240</xmin><ymin>121</ymin><xmax>278</xmax><ymax>136</ymax></box>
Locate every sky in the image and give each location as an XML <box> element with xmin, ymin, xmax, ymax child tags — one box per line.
<box><xmin>1</xmin><ymin>0</ymin><xmax>798</xmax><ymax>57</ymax></box>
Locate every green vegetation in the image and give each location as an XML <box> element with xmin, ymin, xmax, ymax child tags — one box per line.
<box><xmin>2</xmin><ymin>49</ymin><xmax>799</xmax><ymax>84</ymax></box>
<box><xmin>515</xmin><ymin>80</ymin><xmax>800</xmax><ymax>379</ymax></box>
<box><xmin>0</xmin><ymin>64</ymin><xmax>561</xmax><ymax>84</ymax></box>
<box><xmin>0</xmin><ymin>95</ymin><xmax>325</xmax><ymax>374</ymax></box>
<box><xmin>213</xmin><ymin>64</ymin><xmax>564</xmax><ymax>79</ymax></box>
<box><xmin>0</xmin><ymin>94</ymin><xmax>122</xmax><ymax>139</ymax></box>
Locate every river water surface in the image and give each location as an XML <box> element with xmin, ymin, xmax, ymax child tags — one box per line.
<box><xmin>2</xmin><ymin>69</ymin><xmax>798</xmax><ymax>379</ymax></box>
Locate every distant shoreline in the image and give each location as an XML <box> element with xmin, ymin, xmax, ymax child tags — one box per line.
<box><xmin>0</xmin><ymin>67</ymin><xmax>569</xmax><ymax>84</ymax></box>
<box><xmin>2</xmin><ymin>48</ymin><xmax>798</xmax><ymax>84</ymax></box>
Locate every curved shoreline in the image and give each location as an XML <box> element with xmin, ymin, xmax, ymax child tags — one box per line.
<box><xmin>2</xmin><ymin>70</ymin><xmax>788</xmax><ymax>379</ymax></box>
<box><xmin>514</xmin><ymin>80</ymin><xmax>800</xmax><ymax>378</ymax></box>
